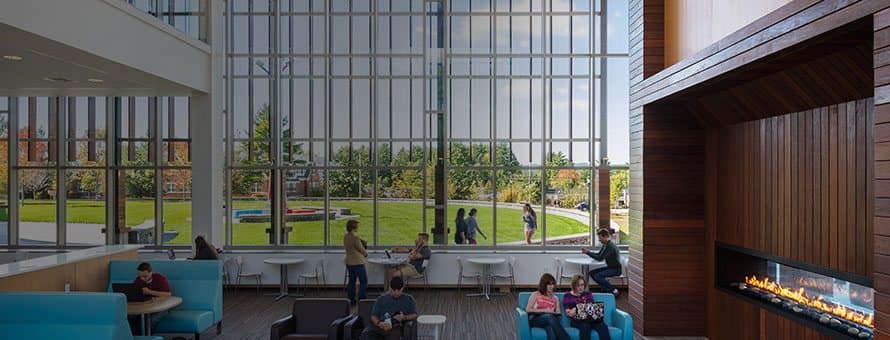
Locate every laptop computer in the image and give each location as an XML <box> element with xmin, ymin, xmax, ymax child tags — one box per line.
<box><xmin>112</xmin><ymin>283</ymin><xmax>152</xmax><ymax>302</ymax></box>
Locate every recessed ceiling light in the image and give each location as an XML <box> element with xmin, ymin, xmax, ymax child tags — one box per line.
<box><xmin>87</xmin><ymin>78</ymin><xmax>103</xmax><ymax>83</ymax></box>
<box><xmin>43</xmin><ymin>77</ymin><xmax>73</xmax><ymax>83</ymax></box>
<box><xmin>2</xmin><ymin>55</ymin><xmax>23</xmax><ymax>61</ymax></box>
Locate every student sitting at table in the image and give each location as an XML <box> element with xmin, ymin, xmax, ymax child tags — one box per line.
<box><xmin>390</xmin><ymin>233</ymin><xmax>431</xmax><ymax>279</ymax></box>
<box><xmin>128</xmin><ymin>262</ymin><xmax>172</xmax><ymax>335</ymax></box>
<box><xmin>361</xmin><ymin>276</ymin><xmax>419</xmax><ymax>340</ymax></box>
<box><xmin>581</xmin><ymin>228</ymin><xmax>622</xmax><ymax>296</ymax></box>
<box><xmin>192</xmin><ymin>236</ymin><xmax>219</xmax><ymax>260</ymax></box>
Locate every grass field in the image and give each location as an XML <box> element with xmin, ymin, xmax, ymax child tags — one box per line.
<box><xmin>19</xmin><ymin>199</ymin><xmax>593</xmax><ymax>245</ymax></box>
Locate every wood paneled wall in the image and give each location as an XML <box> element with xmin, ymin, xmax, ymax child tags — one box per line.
<box><xmin>628</xmin><ymin>0</ymin><xmax>666</xmax><ymax>335</ymax></box>
<box><xmin>874</xmin><ymin>8</ymin><xmax>890</xmax><ymax>338</ymax></box>
<box><xmin>640</xmin><ymin>107</ymin><xmax>707</xmax><ymax>335</ymax></box>
<box><xmin>716</xmin><ymin>99</ymin><xmax>874</xmax><ymax>277</ymax></box>
<box><xmin>631</xmin><ymin>0</ymin><xmax>888</xmax><ymax>338</ymax></box>
<box><xmin>664</xmin><ymin>0</ymin><xmax>792</xmax><ymax>66</ymax></box>
<box><xmin>0</xmin><ymin>249</ymin><xmax>137</xmax><ymax>292</ymax></box>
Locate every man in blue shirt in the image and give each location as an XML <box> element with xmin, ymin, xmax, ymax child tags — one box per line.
<box><xmin>361</xmin><ymin>277</ymin><xmax>419</xmax><ymax>340</ymax></box>
<box><xmin>465</xmin><ymin>208</ymin><xmax>487</xmax><ymax>244</ymax></box>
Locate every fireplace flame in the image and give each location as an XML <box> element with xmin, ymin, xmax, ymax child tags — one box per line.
<box><xmin>745</xmin><ymin>275</ymin><xmax>873</xmax><ymax>328</ymax></box>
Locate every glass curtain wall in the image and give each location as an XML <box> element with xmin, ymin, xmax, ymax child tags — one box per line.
<box><xmin>225</xmin><ymin>0</ymin><xmax>628</xmax><ymax>247</ymax></box>
<box><xmin>1</xmin><ymin>96</ymin><xmax>191</xmax><ymax>246</ymax></box>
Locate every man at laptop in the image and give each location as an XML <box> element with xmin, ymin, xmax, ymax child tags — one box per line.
<box><xmin>135</xmin><ymin>262</ymin><xmax>171</xmax><ymax>298</ymax></box>
<box><xmin>128</xmin><ymin>262</ymin><xmax>171</xmax><ymax>335</ymax></box>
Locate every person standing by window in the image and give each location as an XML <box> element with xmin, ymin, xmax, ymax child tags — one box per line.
<box><xmin>582</xmin><ymin>229</ymin><xmax>622</xmax><ymax>296</ymax></box>
<box><xmin>523</xmin><ymin>203</ymin><xmax>538</xmax><ymax>245</ymax></box>
<box><xmin>454</xmin><ymin>208</ymin><xmax>467</xmax><ymax>244</ymax></box>
<box><xmin>344</xmin><ymin>220</ymin><xmax>368</xmax><ymax>306</ymax></box>
<box><xmin>465</xmin><ymin>208</ymin><xmax>487</xmax><ymax>244</ymax></box>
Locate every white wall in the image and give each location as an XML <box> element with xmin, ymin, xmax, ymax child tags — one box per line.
<box><xmin>138</xmin><ymin>250</ymin><xmax>627</xmax><ymax>287</ymax></box>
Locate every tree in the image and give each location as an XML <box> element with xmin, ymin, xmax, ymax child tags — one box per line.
<box><xmin>328</xmin><ymin>145</ymin><xmax>373</xmax><ymax>197</ymax></box>
<box><xmin>610</xmin><ymin>169</ymin><xmax>629</xmax><ymax>207</ymax></box>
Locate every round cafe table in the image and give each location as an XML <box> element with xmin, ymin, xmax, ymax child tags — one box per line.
<box><xmin>465</xmin><ymin>257</ymin><xmax>506</xmax><ymax>300</ymax></box>
<box><xmin>565</xmin><ymin>257</ymin><xmax>604</xmax><ymax>277</ymax></box>
<box><xmin>367</xmin><ymin>256</ymin><xmax>408</xmax><ymax>291</ymax></box>
<box><xmin>127</xmin><ymin>296</ymin><xmax>182</xmax><ymax>336</ymax></box>
<box><xmin>264</xmin><ymin>258</ymin><xmax>305</xmax><ymax>300</ymax></box>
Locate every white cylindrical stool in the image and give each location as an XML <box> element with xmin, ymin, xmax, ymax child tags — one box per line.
<box><xmin>416</xmin><ymin>315</ymin><xmax>446</xmax><ymax>340</ymax></box>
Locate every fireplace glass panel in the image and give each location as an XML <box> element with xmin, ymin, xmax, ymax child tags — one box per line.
<box><xmin>716</xmin><ymin>243</ymin><xmax>874</xmax><ymax>339</ymax></box>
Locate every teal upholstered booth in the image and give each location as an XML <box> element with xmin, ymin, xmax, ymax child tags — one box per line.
<box><xmin>515</xmin><ymin>292</ymin><xmax>633</xmax><ymax>340</ymax></box>
<box><xmin>0</xmin><ymin>291</ymin><xmax>161</xmax><ymax>340</ymax></box>
<box><xmin>109</xmin><ymin>260</ymin><xmax>223</xmax><ymax>339</ymax></box>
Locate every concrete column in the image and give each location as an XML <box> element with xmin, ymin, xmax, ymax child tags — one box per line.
<box><xmin>190</xmin><ymin>0</ymin><xmax>225</xmax><ymax>247</ymax></box>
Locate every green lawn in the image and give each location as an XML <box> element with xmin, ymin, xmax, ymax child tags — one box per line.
<box><xmin>19</xmin><ymin>199</ymin><xmax>590</xmax><ymax>246</ymax></box>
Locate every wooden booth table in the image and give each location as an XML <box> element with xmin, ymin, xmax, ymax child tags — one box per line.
<box><xmin>127</xmin><ymin>296</ymin><xmax>182</xmax><ymax>336</ymax></box>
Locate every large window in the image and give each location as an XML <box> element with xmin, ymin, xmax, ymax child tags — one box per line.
<box><xmin>224</xmin><ymin>0</ymin><xmax>628</xmax><ymax>247</ymax></box>
<box><xmin>2</xmin><ymin>96</ymin><xmax>191</xmax><ymax>246</ymax></box>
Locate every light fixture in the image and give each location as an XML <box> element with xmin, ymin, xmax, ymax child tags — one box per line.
<box><xmin>2</xmin><ymin>55</ymin><xmax>23</xmax><ymax>61</ymax></box>
<box><xmin>87</xmin><ymin>78</ymin><xmax>103</xmax><ymax>83</ymax></box>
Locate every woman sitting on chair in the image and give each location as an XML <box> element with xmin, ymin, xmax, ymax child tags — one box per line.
<box><xmin>525</xmin><ymin>273</ymin><xmax>570</xmax><ymax>340</ymax></box>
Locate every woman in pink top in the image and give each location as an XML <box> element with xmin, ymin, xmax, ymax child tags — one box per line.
<box><xmin>525</xmin><ymin>273</ymin><xmax>570</xmax><ymax>340</ymax></box>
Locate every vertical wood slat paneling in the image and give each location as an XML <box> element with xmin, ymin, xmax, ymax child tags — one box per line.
<box><xmin>876</xmin><ymin>9</ymin><xmax>890</xmax><ymax>337</ymax></box>
<box><xmin>716</xmin><ymin>99</ymin><xmax>873</xmax><ymax>277</ymax></box>
<box><xmin>628</xmin><ymin>0</ymin><xmax>665</xmax><ymax>336</ymax></box>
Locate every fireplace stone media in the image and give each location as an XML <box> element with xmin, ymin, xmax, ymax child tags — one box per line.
<box><xmin>715</xmin><ymin>242</ymin><xmax>874</xmax><ymax>339</ymax></box>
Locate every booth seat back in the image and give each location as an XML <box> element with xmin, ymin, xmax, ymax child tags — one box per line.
<box><xmin>108</xmin><ymin>260</ymin><xmax>222</xmax><ymax>323</ymax></box>
<box><xmin>0</xmin><ymin>292</ymin><xmax>133</xmax><ymax>340</ymax></box>
<box><xmin>517</xmin><ymin>292</ymin><xmax>617</xmax><ymax>326</ymax></box>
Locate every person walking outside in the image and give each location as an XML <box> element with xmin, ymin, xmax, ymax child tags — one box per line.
<box><xmin>523</xmin><ymin>203</ymin><xmax>538</xmax><ymax>245</ymax></box>
<box><xmin>465</xmin><ymin>208</ymin><xmax>487</xmax><ymax>244</ymax></box>
<box><xmin>454</xmin><ymin>208</ymin><xmax>467</xmax><ymax>244</ymax></box>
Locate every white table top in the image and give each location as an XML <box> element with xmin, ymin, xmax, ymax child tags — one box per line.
<box><xmin>264</xmin><ymin>258</ymin><xmax>305</xmax><ymax>265</ymax></box>
<box><xmin>417</xmin><ymin>315</ymin><xmax>447</xmax><ymax>324</ymax></box>
<box><xmin>466</xmin><ymin>258</ymin><xmax>506</xmax><ymax>265</ymax></box>
<box><xmin>367</xmin><ymin>257</ymin><xmax>408</xmax><ymax>265</ymax></box>
<box><xmin>0</xmin><ymin>245</ymin><xmax>143</xmax><ymax>279</ymax></box>
<box><xmin>565</xmin><ymin>257</ymin><xmax>600</xmax><ymax>266</ymax></box>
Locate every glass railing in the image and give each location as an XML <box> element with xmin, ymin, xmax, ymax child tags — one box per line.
<box><xmin>123</xmin><ymin>0</ymin><xmax>206</xmax><ymax>42</ymax></box>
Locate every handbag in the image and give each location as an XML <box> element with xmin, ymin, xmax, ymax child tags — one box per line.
<box><xmin>572</xmin><ymin>302</ymin><xmax>605</xmax><ymax>322</ymax></box>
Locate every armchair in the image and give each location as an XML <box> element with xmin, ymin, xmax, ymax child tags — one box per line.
<box><xmin>344</xmin><ymin>299</ymin><xmax>417</xmax><ymax>340</ymax></box>
<box><xmin>271</xmin><ymin>298</ymin><xmax>357</xmax><ymax>340</ymax></box>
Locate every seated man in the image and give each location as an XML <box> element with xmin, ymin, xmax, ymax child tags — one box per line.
<box><xmin>391</xmin><ymin>233</ymin><xmax>431</xmax><ymax>279</ymax></box>
<box><xmin>361</xmin><ymin>277</ymin><xmax>418</xmax><ymax>340</ymax></box>
<box><xmin>581</xmin><ymin>228</ymin><xmax>622</xmax><ymax>296</ymax></box>
<box><xmin>128</xmin><ymin>262</ymin><xmax>172</xmax><ymax>335</ymax></box>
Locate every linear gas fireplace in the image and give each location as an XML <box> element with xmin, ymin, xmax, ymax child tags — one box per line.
<box><xmin>715</xmin><ymin>242</ymin><xmax>874</xmax><ymax>339</ymax></box>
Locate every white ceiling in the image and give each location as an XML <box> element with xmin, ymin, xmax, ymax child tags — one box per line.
<box><xmin>0</xmin><ymin>23</ymin><xmax>197</xmax><ymax>97</ymax></box>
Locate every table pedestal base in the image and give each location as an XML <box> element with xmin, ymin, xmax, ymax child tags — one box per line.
<box><xmin>265</xmin><ymin>263</ymin><xmax>303</xmax><ymax>300</ymax></box>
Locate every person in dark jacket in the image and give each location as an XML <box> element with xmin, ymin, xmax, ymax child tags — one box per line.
<box><xmin>193</xmin><ymin>236</ymin><xmax>218</xmax><ymax>260</ymax></box>
<box><xmin>454</xmin><ymin>208</ymin><xmax>467</xmax><ymax>244</ymax></box>
<box><xmin>581</xmin><ymin>228</ymin><xmax>621</xmax><ymax>296</ymax></box>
